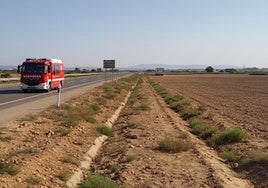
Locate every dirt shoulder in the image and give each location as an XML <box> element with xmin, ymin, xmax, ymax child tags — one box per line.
<box><xmin>0</xmin><ymin>77</ymin><xmax>133</xmax><ymax>187</ymax></box>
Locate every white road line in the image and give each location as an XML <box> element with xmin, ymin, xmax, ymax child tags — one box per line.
<box><xmin>0</xmin><ymin>92</ymin><xmax>53</xmax><ymax>106</ymax></box>
<box><xmin>0</xmin><ymin>79</ymin><xmax>105</xmax><ymax>107</ymax></box>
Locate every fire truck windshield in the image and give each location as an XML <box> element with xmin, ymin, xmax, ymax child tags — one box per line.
<box><xmin>22</xmin><ymin>64</ymin><xmax>44</xmax><ymax>74</ymax></box>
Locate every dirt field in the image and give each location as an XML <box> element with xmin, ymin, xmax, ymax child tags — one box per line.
<box><xmin>152</xmin><ymin>74</ymin><xmax>268</xmax><ymax>149</ymax></box>
<box><xmin>0</xmin><ymin>74</ymin><xmax>266</xmax><ymax>187</ymax></box>
<box><xmin>151</xmin><ymin>74</ymin><xmax>268</xmax><ymax>187</ymax></box>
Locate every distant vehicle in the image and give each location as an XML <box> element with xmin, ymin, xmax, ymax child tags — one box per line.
<box><xmin>17</xmin><ymin>58</ymin><xmax>65</xmax><ymax>92</ymax></box>
<box><xmin>155</xmin><ymin>68</ymin><xmax>164</xmax><ymax>76</ymax></box>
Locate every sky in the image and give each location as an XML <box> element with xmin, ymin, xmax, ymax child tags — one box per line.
<box><xmin>0</xmin><ymin>0</ymin><xmax>268</xmax><ymax>68</ymax></box>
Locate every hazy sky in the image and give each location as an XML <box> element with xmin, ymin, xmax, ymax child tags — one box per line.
<box><xmin>1</xmin><ymin>0</ymin><xmax>268</xmax><ymax>68</ymax></box>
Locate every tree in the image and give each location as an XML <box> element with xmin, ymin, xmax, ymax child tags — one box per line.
<box><xmin>74</xmin><ymin>67</ymin><xmax>81</xmax><ymax>73</ymax></box>
<box><xmin>205</xmin><ymin>66</ymin><xmax>214</xmax><ymax>72</ymax></box>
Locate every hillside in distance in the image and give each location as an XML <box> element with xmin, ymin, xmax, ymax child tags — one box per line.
<box><xmin>124</xmin><ymin>64</ymin><xmax>239</xmax><ymax>70</ymax></box>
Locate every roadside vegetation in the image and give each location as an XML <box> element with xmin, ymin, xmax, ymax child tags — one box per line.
<box><xmin>80</xmin><ymin>76</ymin><xmax>150</xmax><ymax>187</ymax></box>
<box><xmin>158</xmin><ymin>137</ymin><xmax>192</xmax><ymax>153</ymax></box>
<box><xmin>79</xmin><ymin>174</ymin><xmax>119</xmax><ymax>188</ymax></box>
<box><xmin>0</xmin><ymin>156</ymin><xmax>20</xmax><ymax>175</ymax></box>
<box><xmin>57</xmin><ymin>170</ymin><xmax>72</xmax><ymax>181</ymax></box>
<box><xmin>39</xmin><ymin>75</ymin><xmax>139</xmax><ymax>134</ymax></box>
<box><xmin>0</xmin><ymin>74</ymin><xmax>139</xmax><ymax>187</ymax></box>
<box><xmin>97</xmin><ymin>125</ymin><xmax>114</xmax><ymax>136</ymax></box>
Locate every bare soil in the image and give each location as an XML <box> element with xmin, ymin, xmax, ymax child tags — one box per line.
<box><xmin>0</xmin><ymin>74</ymin><xmax>264</xmax><ymax>187</ymax></box>
<box><xmin>0</xmin><ymin>81</ymin><xmax>129</xmax><ymax>187</ymax></box>
<box><xmin>151</xmin><ymin>74</ymin><xmax>268</xmax><ymax>187</ymax></box>
<box><xmin>88</xmin><ymin>76</ymin><xmax>252</xmax><ymax>188</ymax></box>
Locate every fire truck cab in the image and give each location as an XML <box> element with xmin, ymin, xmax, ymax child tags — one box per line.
<box><xmin>17</xmin><ymin>58</ymin><xmax>65</xmax><ymax>92</ymax></box>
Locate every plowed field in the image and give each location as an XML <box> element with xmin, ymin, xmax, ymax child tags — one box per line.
<box><xmin>152</xmin><ymin>74</ymin><xmax>268</xmax><ymax>148</ymax></box>
<box><xmin>151</xmin><ymin>74</ymin><xmax>268</xmax><ymax>187</ymax></box>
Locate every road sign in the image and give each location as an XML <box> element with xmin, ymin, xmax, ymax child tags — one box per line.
<box><xmin>103</xmin><ymin>60</ymin><xmax>115</xmax><ymax>69</ymax></box>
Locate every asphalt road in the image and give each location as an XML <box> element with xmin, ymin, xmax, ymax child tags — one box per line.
<box><xmin>0</xmin><ymin>72</ymin><xmax>130</xmax><ymax>125</ymax></box>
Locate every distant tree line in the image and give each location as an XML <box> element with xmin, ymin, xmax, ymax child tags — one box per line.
<box><xmin>65</xmin><ymin>67</ymin><xmax>120</xmax><ymax>74</ymax></box>
<box><xmin>65</xmin><ymin>68</ymin><xmax>99</xmax><ymax>74</ymax></box>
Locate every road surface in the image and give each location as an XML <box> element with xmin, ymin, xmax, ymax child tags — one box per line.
<box><xmin>0</xmin><ymin>72</ymin><xmax>130</xmax><ymax>126</ymax></box>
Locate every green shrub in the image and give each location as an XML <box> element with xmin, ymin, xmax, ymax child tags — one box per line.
<box><xmin>212</xmin><ymin>128</ymin><xmax>247</xmax><ymax>146</ymax></box>
<box><xmin>125</xmin><ymin>154</ymin><xmax>137</xmax><ymax>162</ymax></box>
<box><xmin>126</xmin><ymin>121</ymin><xmax>139</xmax><ymax>129</ymax></box>
<box><xmin>169</xmin><ymin>100</ymin><xmax>189</xmax><ymax>113</ymax></box>
<box><xmin>89</xmin><ymin>103</ymin><xmax>100</xmax><ymax>112</ymax></box>
<box><xmin>221</xmin><ymin>150</ymin><xmax>237</xmax><ymax>162</ymax></box>
<box><xmin>157</xmin><ymin>88</ymin><xmax>169</xmax><ymax>96</ymax></box>
<box><xmin>134</xmin><ymin>104</ymin><xmax>151</xmax><ymax>111</ymax></box>
<box><xmin>183</xmin><ymin>109</ymin><xmax>203</xmax><ymax>119</ymax></box>
<box><xmin>85</xmin><ymin>115</ymin><xmax>97</xmax><ymax>123</ymax></box>
<box><xmin>158</xmin><ymin>137</ymin><xmax>192</xmax><ymax>153</ymax></box>
<box><xmin>164</xmin><ymin>94</ymin><xmax>183</xmax><ymax>104</ymax></box>
<box><xmin>111</xmin><ymin>164</ymin><xmax>120</xmax><ymax>172</ymax></box>
<box><xmin>55</xmin><ymin>127</ymin><xmax>71</xmax><ymax>136</ymax></box>
<box><xmin>0</xmin><ymin>160</ymin><xmax>20</xmax><ymax>175</ymax></box>
<box><xmin>46</xmin><ymin>101</ymin><xmax>101</xmax><ymax>127</ymax></box>
<box><xmin>79</xmin><ymin>174</ymin><xmax>118</xmax><ymax>188</ymax></box>
<box><xmin>97</xmin><ymin>126</ymin><xmax>114</xmax><ymax>136</ymax></box>
<box><xmin>190</xmin><ymin>119</ymin><xmax>217</xmax><ymax>139</ymax></box>
<box><xmin>118</xmin><ymin>146</ymin><xmax>127</xmax><ymax>154</ymax></box>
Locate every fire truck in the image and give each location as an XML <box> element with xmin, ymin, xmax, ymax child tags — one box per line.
<box><xmin>17</xmin><ymin>58</ymin><xmax>65</xmax><ymax>92</ymax></box>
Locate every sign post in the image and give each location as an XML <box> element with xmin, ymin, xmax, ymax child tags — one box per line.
<box><xmin>56</xmin><ymin>84</ymin><xmax>61</xmax><ymax>108</ymax></box>
<box><xmin>103</xmin><ymin>60</ymin><xmax>115</xmax><ymax>82</ymax></box>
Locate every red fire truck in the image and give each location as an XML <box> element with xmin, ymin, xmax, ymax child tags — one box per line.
<box><xmin>17</xmin><ymin>58</ymin><xmax>65</xmax><ymax>92</ymax></box>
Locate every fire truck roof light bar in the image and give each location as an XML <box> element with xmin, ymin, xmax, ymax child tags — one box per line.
<box><xmin>25</xmin><ymin>58</ymin><xmax>63</xmax><ymax>64</ymax></box>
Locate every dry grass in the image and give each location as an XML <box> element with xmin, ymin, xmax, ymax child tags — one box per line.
<box><xmin>240</xmin><ymin>151</ymin><xmax>268</xmax><ymax>166</ymax></box>
<box><xmin>56</xmin><ymin>170</ymin><xmax>71</xmax><ymax>181</ymax></box>
<box><xmin>158</xmin><ymin>137</ymin><xmax>192</xmax><ymax>153</ymax></box>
